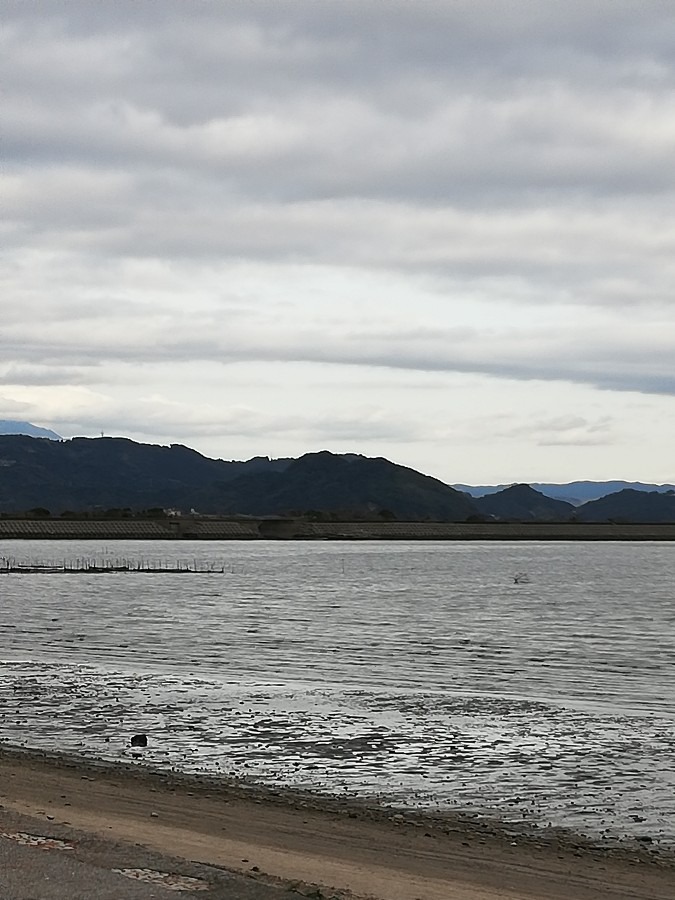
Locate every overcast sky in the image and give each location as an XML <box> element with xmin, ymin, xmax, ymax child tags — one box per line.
<box><xmin>3</xmin><ymin>1</ymin><xmax>675</xmax><ymax>483</ymax></box>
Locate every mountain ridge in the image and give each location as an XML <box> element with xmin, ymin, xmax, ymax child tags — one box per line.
<box><xmin>575</xmin><ymin>488</ymin><xmax>675</xmax><ymax>524</ymax></box>
<box><xmin>455</xmin><ymin>480</ymin><xmax>675</xmax><ymax>505</ymax></box>
<box><xmin>1</xmin><ymin>433</ymin><xmax>674</xmax><ymax>522</ymax></box>
<box><xmin>0</xmin><ymin>436</ymin><xmax>475</xmax><ymax>520</ymax></box>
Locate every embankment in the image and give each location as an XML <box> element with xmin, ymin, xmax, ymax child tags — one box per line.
<box><xmin>2</xmin><ymin>518</ymin><xmax>675</xmax><ymax>540</ymax></box>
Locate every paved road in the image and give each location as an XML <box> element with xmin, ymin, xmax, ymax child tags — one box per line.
<box><xmin>0</xmin><ymin>808</ymin><xmax>309</xmax><ymax>900</ymax></box>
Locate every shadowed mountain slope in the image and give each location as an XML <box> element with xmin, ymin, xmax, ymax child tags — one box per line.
<box><xmin>3</xmin><ymin>435</ymin><xmax>675</xmax><ymax>523</ymax></box>
<box><xmin>191</xmin><ymin>451</ymin><xmax>479</xmax><ymax>520</ymax></box>
<box><xmin>575</xmin><ymin>489</ymin><xmax>675</xmax><ymax>523</ymax></box>
<box><xmin>0</xmin><ymin>435</ymin><xmax>290</xmax><ymax>513</ymax></box>
<box><xmin>473</xmin><ymin>484</ymin><xmax>575</xmax><ymax>522</ymax></box>
<box><xmin>0</xmin><ymin>438</ymin><xmax>476</xmax><ymax>520</ymax></box>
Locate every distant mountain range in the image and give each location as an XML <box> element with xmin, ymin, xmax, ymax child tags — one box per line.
<box><xmin>454</xmin><ymin>480</ymin><xmax>675</xmax><ymax>505</ymax></box>
<box><xmin>0</xmin><ymin>419</ymin><xmax>61</xmax><ymax>440</ymax></box>
<box><xmin>1</xmin><ymin>428</ymin><xmax>674</xmax><ymax>523</ymax></box>
<box><xmin>466</xmin><ymin>483</ymin><xmax>675</xmax><ymax>524</ymax></box>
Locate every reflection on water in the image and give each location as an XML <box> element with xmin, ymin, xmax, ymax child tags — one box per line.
<box><xmin>1</xmin><ymin>539</ymin><xmax>674</xmax><ymax>843</ymax></box>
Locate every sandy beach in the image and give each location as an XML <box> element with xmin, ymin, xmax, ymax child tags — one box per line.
<box><xmin>0</xmin><ymin>748</ymin><xmax>672</xmax><ymax>900</ymax></box>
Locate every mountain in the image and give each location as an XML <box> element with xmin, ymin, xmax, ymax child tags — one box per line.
<box><xmin>455</xmin><ymin>480</ymin><xmax>675</xmax><ymax>505</ymax></box>
<box><xmin>454</xmin><ymin>483</ymin><xmax>508</xmax><ymax>499</ymax></box>
<box><xmin>190</xmin><ymin>450</ymin><xmax>479</xmax><ymax>520</ymax></box>
<box><xmin>0</xmin><ymin>437</ymin><xmax>477</xmax><ymax>520</ymax></box>
<box><xmin>0</xmin><ymin>435</ymin><xmax>290</xmax><ymax>513</ymax></box>
<box><xmin>575</xmin><ymin>489</ymin><xmax>675</xmax><ymax>523</ymax></box>
<box><xmin>0</xmin><ymin>419</ymin><xmax>61</xmax><ymax>440</ymax></box>
<box><xmin>533</xmin><ymin>481</ymin><xmax>675</xmax><ymax>505</ymax></box>
<box><xmin>473</xmin><ymin>484</ymin><xmax>575</xmax><ymax>522</ymax></box>
<box><xmin>4</xmin><ymin>434</ymin><xmax>675</xmax><ymax>522</ymax></box>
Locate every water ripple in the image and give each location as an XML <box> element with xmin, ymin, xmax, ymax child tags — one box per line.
<box><xmin>1</xmin><ymin>538</ymin><xmax>674</xmax><ymax>844</ymax></box>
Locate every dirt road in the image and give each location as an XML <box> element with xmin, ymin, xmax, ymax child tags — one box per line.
<box><xmin>0</xmin><ymin>752</ymin><xmax>672</xmax><ymax>900</ymax></box>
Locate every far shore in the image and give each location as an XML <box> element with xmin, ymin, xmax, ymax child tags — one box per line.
<box><xmin>0</xmin><ymin>744</ymin><xmax>673</xmax><ymax>900</ymax></box>
<box><xmin>3</xmin><ymin>517</ymin><xmax>675</xmax><ymax>541</ymax></box>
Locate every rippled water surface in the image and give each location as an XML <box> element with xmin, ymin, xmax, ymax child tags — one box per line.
<box><xmin>1</xmin><ymin>539</ymin><xmax>674</xmax><ymax>843</ymax></box>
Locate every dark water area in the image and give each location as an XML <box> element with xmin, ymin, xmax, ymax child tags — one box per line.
<box><xmin>0</xmin><ymin>539</ymin><xmax>674</xmax><ymax>845</ymax></box>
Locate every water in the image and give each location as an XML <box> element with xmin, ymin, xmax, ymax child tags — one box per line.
<box><xmin>1</xmin><ymin>539</ymin><xmax>674</xmax><ymax>844</ymax></box>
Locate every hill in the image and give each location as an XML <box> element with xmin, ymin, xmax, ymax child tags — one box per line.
<box><xmin>192</xmin><ymin>450</ymin><xmax>478</xmax><ymax>520</ymax></box>
<box><xmin>474</xmin><ymin>484</ymin><xmax>575</xmax><ymax>522</ymax></box>
<box><xmin>575</xmin><ymin>489</ymin><xmax>675</xmax><ymax>523</ymax></box>
<box><xmin>0</xmin><ymin>437</ymin><xmax>477</xmax><ymax>520</ymax></box>
<box><xmin>0</xmin><ymin>435</ymin><xmax>289</xmax><ymax>514</ymax></box>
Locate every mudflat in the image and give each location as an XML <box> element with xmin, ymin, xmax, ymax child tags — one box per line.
<box><xmin>0</xmin><ymin>749</ymin><xmax>673</xmax><ymax>900</ymax></box>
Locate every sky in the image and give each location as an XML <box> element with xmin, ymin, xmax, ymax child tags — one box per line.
<box><xmin>3</xmin><ymin>0</ymin><xmax>675</xmax><ymax>484</ymax></box>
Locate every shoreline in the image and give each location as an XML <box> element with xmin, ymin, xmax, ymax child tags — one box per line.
<box><xmin>1</xmin><ymin>744</ymin><xmax>673</xmax><ymax>900</ymax></box>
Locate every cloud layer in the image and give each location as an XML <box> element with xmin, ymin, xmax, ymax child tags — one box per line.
<box><xmin>3</xmin><ymin>1</ymin><xmax>675</xmax><ymax>480</ymax></box>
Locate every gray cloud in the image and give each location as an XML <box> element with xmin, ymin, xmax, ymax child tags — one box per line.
<box><xmin>4</xmin><ymin>299</ymin><xmax>674</xmax><ymax>398</ymax></box>
<box><xmin>45</xmin><ymin>398</ymin><xmax>420</xmax><ymax>450</ymax></box>
<box><xmin>3</xmin><ymin>0</ymin><xmax>675</xmax><ymax>477</ymax></box>
<box><xmin>6</xmin><ymin>2</ymin><xmax>675</xmax><ymax>207</ymax></box>
<box><xmin>0</xmin><ymin>364</ymin><xmax>90</xmax><ymax>386</ymax></box>
<box><xmin>5</xmin><ymin>1</ymin><xmax>675</xmax><ymax>283</ymax></box>
<box><xmin>503</xmin><ymin>414</ymin><xmax>614</xmax><ymax>447</ymax></box>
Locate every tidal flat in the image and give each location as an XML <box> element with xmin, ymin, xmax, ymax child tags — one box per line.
<box><xmin>1</xmin><ymin>538</ymin><xmax>674</xmax><ymax>851</ymax></box>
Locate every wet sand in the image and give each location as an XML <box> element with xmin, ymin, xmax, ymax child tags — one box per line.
<box><xmin>0</xmin><ymin>748</ymin><xmax>673</xmax><ymax>900</ymax></box>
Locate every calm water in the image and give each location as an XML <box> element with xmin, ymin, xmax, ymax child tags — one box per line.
<box><xmin>1</xmin><ymin>539</ymin><xmax>674</xmax><ymax>844</ymax></box>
